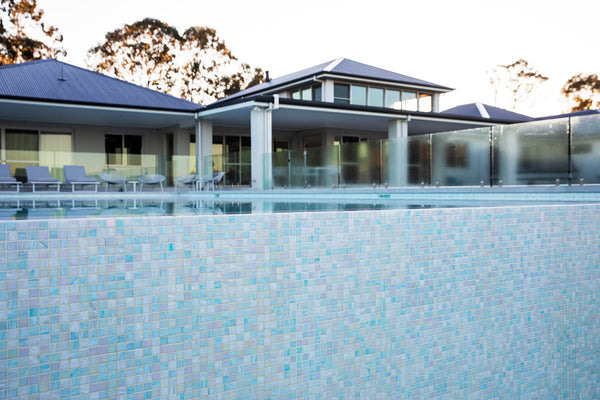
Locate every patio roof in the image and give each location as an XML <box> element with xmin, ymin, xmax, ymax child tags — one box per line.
<box><xmin>199</xmin><ymin>96</ymin><xmax>516</xmax><ymax>135</ymax></box>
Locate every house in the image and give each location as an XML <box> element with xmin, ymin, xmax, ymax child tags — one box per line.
<box><xmin>0</xmin><ymin>58</ymin><xmax>531</xmax><ymax>188</ymax></box>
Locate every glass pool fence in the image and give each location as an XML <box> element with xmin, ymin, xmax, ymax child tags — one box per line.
<box><xmin>264</xmin><ymin>113</ymin><xmax>600</xmax><ymax>188</ymax></box>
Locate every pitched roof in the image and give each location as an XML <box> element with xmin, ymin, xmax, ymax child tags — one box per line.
<box><xmin>442</xmin><ymin>103</ymin><xmax>533</xmax><ymax>122</ymax></box>
<box><xmin>0</xmin><ymin>59</ymin><xmax>200</xmax><ymax>112</ymax></box>
<box><xmin>215</xmin><ymin>58</ymin><xmax>452</xmax><ymax>104</ymax></box>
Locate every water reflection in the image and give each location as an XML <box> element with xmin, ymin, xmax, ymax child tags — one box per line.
<box><xmin>0</xmin><ymin>197</ymin><xmax>543</xmax><ymax>220</ymax></box>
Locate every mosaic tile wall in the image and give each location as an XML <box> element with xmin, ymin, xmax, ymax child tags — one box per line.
<box><xmin>0</xmin><ymin>204</ymin><xmax>599</xmax><ymax>399</ymax></box>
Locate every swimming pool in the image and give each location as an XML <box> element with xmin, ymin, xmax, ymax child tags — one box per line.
<box><xmin>1</xmin><ymin>189</ymin><xmax>599</xmax><ymax>399</ymax></box>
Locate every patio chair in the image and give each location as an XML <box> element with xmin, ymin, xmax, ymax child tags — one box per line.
<box><xmin>199</xmin><ymin>172</ymin><xmax>225</xmax><ymax>191</ymax></box>
<box><xmin>138</xmin><ymin>174</ymin><xmax>165</xmax><ymax>192</ymax></box>
<box><xmin>63</xmin><ymin>165</ymin><xmax>100</xmax><ymax>192</ymax></box>
<box><xmin>0</xmin><ymin>164</ymin><xmax>21</xmax><ymax>192</ymax></box>
<box><xmin>174</xmin><ymin>174</ymin><xmax>198</xmax><ymax>191</ymax></box>
<box><xmin>100</xmin><ymin>173</ymin><xmax>127</xmax><ymax>192</ymax></box>
<box><xmin>26</xmin><ymin>166</ymin><xmax>61</xmax><ymax>192</ymax></box>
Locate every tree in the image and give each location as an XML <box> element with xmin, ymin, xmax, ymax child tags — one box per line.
<box><xmin>488</xmin><ymin>59</ymin><xmax>548</xmax><ymax>111</ymax></box>
<box><xmin>0</xmin><ymin>0</ymin><xmax>65</xmax><ymax>65</ymax></box>
<box><xmin>87</xmin><ymin>18</ymin><xmax>181</xmax><ymax>94</ymax></box>
<box><xmin>561</xmin><ymin>73</ymin><xmax>600</xmax><ymax>111</ymax></box>
<box><xmin>87</xmin><ymin>19</ymin><xmax>264</xmax><ymax>104</ymax></box>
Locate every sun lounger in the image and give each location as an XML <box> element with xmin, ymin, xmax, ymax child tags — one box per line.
<box><xmin>26</xmin><ymin>166</ymin><xmax>61</xmax><ymax>192</ymax></box>
<box><xmin>100</xmin><ymin>173</ymin><xmax>127</xmax><ymax>191</ymax></box>
<box><xmin>0</xmin><ymin>164</ymin><xmax>21</xmax><ymax>192</ymax></box>
<box><xmin>138</xmin><ymin>174</ymin><xmax>165</xmax><ymax>192</ymax></box>
<box><xmin>63</xmin><ymin>165</ymin><xmax>100</xmax><ymax>192</ymax></box>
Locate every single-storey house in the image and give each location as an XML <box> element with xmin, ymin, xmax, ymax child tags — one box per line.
<box><xmin>0</xmin><ymin>58</ymin><xmax>533</xmax><ymax>188</ymax></box>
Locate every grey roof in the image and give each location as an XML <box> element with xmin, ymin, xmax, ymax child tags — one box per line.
<box><xmin>442</xmin><ymin>103</ymin><xmax>533</xmax><ymax>122</ymax></box>
<box><xmin>215</xmin><ymin>58</ymin><xmax>452</xmax><ymax>104</ymax></box>
<box><xmin>0</xmin><ymin>59</ymin><xmax>200</xmax><ymax>111</ymax></box>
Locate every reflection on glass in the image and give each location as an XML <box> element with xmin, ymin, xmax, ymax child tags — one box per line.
<box><xmin>369</xmin><ymin>88</ymin><xmax>384</xmax><ymax>107</ymax></box>
<box><xmin>403</xmin><ymin>91</ymin><xmax>417</xmax><ymax>111</ymax></box>
<box><xmin>386</xmin><ymin>90</ymin><xmax>401</xmax><ymax>109</ymax></box>
<box><xmin>419</xmin><ymin>94</ymin><xmax>432</xmax><ymax>112</ymax></box>
<box><xmin>492</xmin><ymin>119</ymin><xmax>568</xmax><ymax>185</ymax></box>
<box><xmin>302</xmin><ymin>88</ymin><xmax>312</xmax><ymax>101</ymax></box>
<box><xmin>334</xmin><ymin>83</ymin><xmax>350</xmax><ymax>104</ymax></box>
<box><xmin>571</xmin><ymin>114</ymin><xmax>600</xmax><ymax>184</ymax></box>
<box><xmin>351</xmin><ymin>85</ymin><xmax>367</xmax><ymax>106</ymax></box>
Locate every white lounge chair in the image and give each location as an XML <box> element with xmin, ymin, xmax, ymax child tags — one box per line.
<box><xmin>100</xmin><ymin>173</ymin><xmax>127</xmax><ymax>192</ymax></box>
<box><xmin>174</xmin><ymin>174</ymin><xmax>198</xmax><ymax>191</ymax></box>
<box><xmin>64</xmin><ymin>165</ymin><xmax>100</xmax><ymax>192</ymax></box>
<box><xmin>0</xmin><ymin>164</ymin><xmax>21</xmax><ymax>192</ymax></box>
<box><xmin>26</xmin><ymin>166</ymin><xmax>61</xmax><ymax>192</ymax></box>
<box><xmin>138</xmin><ymin>174</ymin><xmax>165</xmax><ymax>192</ymax></box>
<box><xmin>199</xmin><ymin>172</ymin><xmax>225</xmax><ymax>191</ymax></box>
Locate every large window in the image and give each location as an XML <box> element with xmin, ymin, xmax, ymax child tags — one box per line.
<box><xmin>334</xmin><ymin>83</ymin><xmax>433</xmax><ymax>111</ymax></box>
<box><xmin>368</xmin><ymin>87</ymin><xmax>384</xmax><ymax>107</ymax></box>
<box><xmin>333</xmin><ymin>83</ymin><xmax>350</xmax><ymax>104</ymax></box>
<box><xmin>105</xmin><ymin>134</ymin><xmax>142</xmax><ymax>166</ymax></box>
<box><xmin>2</xmin><ymin>129</ymin><xmax>71</xmax><ymax>178</ymax></box>
<box><xmin>351</xmin><ymin>85</ymin><xmax>367</xmax><ymax>106</ymax></box>
<box><xmin>291</xmin><ymin>84</ymin><xmax>322</xmax><ymax>102</ymax></box>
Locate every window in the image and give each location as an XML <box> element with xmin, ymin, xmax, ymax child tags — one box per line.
<box><xmin>386</xmin><ymin>90</ymin><xmax>401</xmax><ymax>109</ymax></box>
<box><xmin>333</xmin><ymin>83</ymin><xmax>350</xmax><ymax>104</ymax></box>
<box><xmin>2</xmin><ymin>129</ymin><xmax>71</xmax><ymax>177</ymax></box>
<box><xmin>403</xmin><ymin>91</ymin><xmax>418</xmax><ymax>111</ymax></box>
<box><xmin>351</xmin><ymin>85</ymin><xmax>367</xmax><ymax>106</ymax></box>
<box><xmin>419</xmin><ymin>93</ymin><xmax>432</xmax><ymax>112</ymax></box>
<box><xmin>368</xmin><ymin>88</ymin><xmax>384</xmax><ymax>107</ymax></box>
<box><xmin>105</xmin><ymin>134</ymin><xmax>141</xmax><ymax>166</ymax></box>
<box><xmin>291</xmin><ymin>84</ymin><xmax>322</xmax><ymax>102</ymax></box>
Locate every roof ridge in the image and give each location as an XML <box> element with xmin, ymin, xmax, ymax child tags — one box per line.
<box><xmin>323</xmin><ymin>57</ymin><xmax>345</xmax><ymax>72</ymax></box>
<box><xmin>475</xmin><ymin>102</ymin><xmax>490</xmax><ymax>119</ymax></box>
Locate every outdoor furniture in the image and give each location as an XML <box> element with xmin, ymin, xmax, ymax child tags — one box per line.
<box><xmin>199</xmin><ymin>172</ymin><xmax>225</xmax><ymax>191</ymax></box>
<box><xmin>63</xmin><ymin>165</ymin><xmax>100</xmax><ymax>192</ymax></box>
<box><xmin>174</xmin><ymin>174</ymin><xmax>198</xmax><ymax>190</ymax></box>
<box><xmin>100</xmin><ymin>173</ymin><xmax>127</xmax><ymax>191</ymax></box>
<box><xmin>0</xmin><ymin>164</ymin><xmax>21</xmax><ymax>192</ymax></box>
<box><xmin>138</xmin><ymin>174</ymin><xmax>165</xmax><ymax>192</ymax></box>
<box><xmin>26</xmin><ymin>166</ymin><xmax>61</xmax><ymax>192</ymax></box>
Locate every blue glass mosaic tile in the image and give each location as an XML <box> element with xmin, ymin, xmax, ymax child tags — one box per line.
<box><xmin>0</xmin><ymin>204</ymin><xmax>599</xmax><ymax>399</ymax></box>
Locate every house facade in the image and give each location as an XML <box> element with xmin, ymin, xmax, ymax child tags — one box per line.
<box><xmin>0</xmin><ymin>58</ymin><xmax>533</xmax><ymax>188</ymax></box>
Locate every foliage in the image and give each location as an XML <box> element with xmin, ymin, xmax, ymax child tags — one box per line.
<box><xmin>561</xmin><ymin>73</ymin><xmax>600</xmax><ymax>111</ymax></box>
<box><xmin>87</xmin><ymin>19</ymin><xmax>263</xmax><ymax>104</ymax></box>
<box><xmin>0</xmin><ymin>0</ymin><xmax>65</xmax><ymax>65</ymax></box>
<box><xmin>488</xmin><ymin>59</ymin><xmax>548</xmax><ymax>111</ymax></box>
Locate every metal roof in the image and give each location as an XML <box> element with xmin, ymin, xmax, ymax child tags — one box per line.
<box><xmin>214</xmin><ymin>58</ymin><xmax>453</xmax><ymax>104</ymax></box>
<box><xmin>0</xmin><ymin>59</ymin><xmax>200</xmax><ymax>112</ymax></box>
<box><xmin>442</xmin><ymin>103</ymin><xmax>533</xmax><ymax>123</ymax></box>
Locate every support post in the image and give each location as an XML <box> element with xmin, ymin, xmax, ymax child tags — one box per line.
<box><xmin>250</xmin><ymin>106</ymin><xmax>273</xmax><ymax>189</ymax></box>
<box><xmin>387</xmin><ymin>119</ymin><xmax>409</xmax><ymax>187</ymax></box>
<box><xmin>195</xmin><ymin>119</ymin><xmax>213</xmax><ymax>179</ymax></box>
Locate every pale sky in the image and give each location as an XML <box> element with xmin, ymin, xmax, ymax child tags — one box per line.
<box><xmin>37</xmin><ymin>0</ymin><xmax>600</xmax><ymax>117</ymax></box>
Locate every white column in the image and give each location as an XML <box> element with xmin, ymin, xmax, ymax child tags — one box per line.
<box><xmin>250</xmin><ymin>106</ymin><xmax>272</xmax><ymax>190</ymax></box>
<box><xmin>387</xmin><ymin>119</ymin><xmax>409</xmax><ymax>187</ymax></box>
<box><xmin>195</xmin><ymin>119</ymin><xmax>213</xmax><ymax>178</ymax></box>
<box><xmin>322</xmin><ymin>80</ymin><xmax>334</xmax><ymax>102</ymax></box>
<box><xmin>432</xmin><ymin>93</ymin><xmax>441</xmax><ymax>113</ymax></box>
<box><xmin>172</xmin><ymin>128</ymin><xmax>190</xmax><ymax>179</ymax></box>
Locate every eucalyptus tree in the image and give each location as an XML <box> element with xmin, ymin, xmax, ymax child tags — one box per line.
<box><xmin>87</xmin><ymin>19</ymin><xmax>263</xmax><ymax>104</ymax></box>
<box><xmin>0</xmin><ymin>0</ymin><xmax>65</xmax><ymax>65</ymax></box>
<box><xmin>561</xmin><ymin>73</ymin><xmax>600</xmax><ymax>111</ymax></box>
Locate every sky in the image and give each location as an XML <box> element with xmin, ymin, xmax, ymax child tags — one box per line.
<box><xmin>37</xmin><ymin>0</ymin><xmax>600</xmax><ymax>117</ymax></box>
